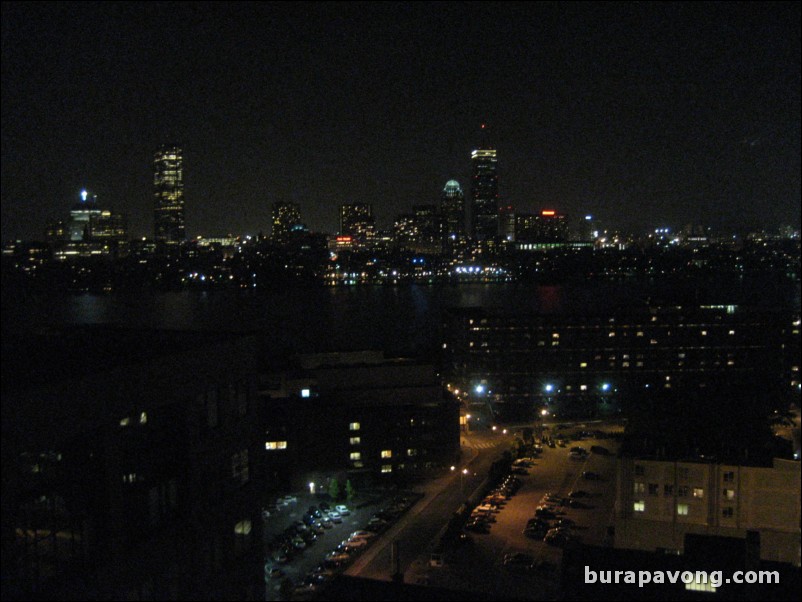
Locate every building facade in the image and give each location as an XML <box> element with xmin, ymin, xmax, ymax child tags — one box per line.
<box><xmin>442</xmin><ymin>305</ymin><xmax>795</xmax><ymax>421</ymax></box>
<box><xmin>440</xmin><ymin>180</ymin><xmax>465</xmax><ymax>241</ymax></box>
<box><xmin>515</xmin><ymin>210</ymin><xmax>568</xmax><ymax>245</ymax></box>
<box><xmin>258</xmin><ymin>351</ymin><xmax>461</xmax><ymax>491</ymax></box>
<box><xmin>3</xmin><ymin>329</ymin><xmax>264</xmax><ymax>600</ymax></box>
<box><xmin>339</xmin><ymin>204</ymin><xmax>374</xmax><ymax>239</ymax></box>
<box><xmin>615</xmin><ymin>456</ymin><xmax>801</xmax><ymax>566</ymax></box>
<box><xmin>271</xmin><ymin>202</ymin><xmax>302</xmax><ymax>245</ymax></box>
<box><xmin>470</xmin><ymin>148</ymin><xmax>499</xmax><ymax>241</ymax></box>
<box><xmin>153</xmin><ymin>144</ymin><xmax>185</xmax><ymax>243</ymax></box>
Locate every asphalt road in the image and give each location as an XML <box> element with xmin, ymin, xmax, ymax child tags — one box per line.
<box><xmin>345</xmin><ymin>428</ymin><xmax>513</xmax><ymax>581</ymax></box>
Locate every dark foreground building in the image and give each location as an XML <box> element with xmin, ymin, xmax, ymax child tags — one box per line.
<box><xmin>2</xmin><ymin>328</ymin><xmax>264</xmax><ymax>600</ymax></box>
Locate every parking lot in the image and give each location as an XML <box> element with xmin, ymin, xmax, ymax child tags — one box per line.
<box><xmin>416</xmin><ymin>423</ymin><xmax>621</xmax><ymax>599</ymax></box>
<box><xmin>262</xmin><ymin>489</ymin><xmax>421</xmax><ymax>600</ymax></box>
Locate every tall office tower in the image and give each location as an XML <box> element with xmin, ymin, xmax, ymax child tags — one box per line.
<box><xmin>153</xmin><ymin>144</ymin><xmax>185</xmax><ymax>243</ymax></box>
<box><xmin>470</xmin><ymin>145</ymin><xmax>499</xmax><ymax>240</ymax></box>
<box><xmin>440</xmin><ymin>180</ymin><xmax>465</xmax><ymax>240</ymax></box>
<box><xmin>339</xmin><ymin>203</ymin><xmax>375</xmax><ymax>238</ymax></box>
<box><xmin>272</xmin><ymin>202</ymin><xmax>302</xmax><ymax>245</ymax></box>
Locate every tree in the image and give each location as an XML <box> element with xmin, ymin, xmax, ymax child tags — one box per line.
<box><xmin>328</xmin><ymin>478</ymin><xmax>340</xmax><ymax>501</ymax></box>
<box><xmin>345</xmin><ymin>479</ymin><xmax>356</xmax><ymax>502</ymax></box>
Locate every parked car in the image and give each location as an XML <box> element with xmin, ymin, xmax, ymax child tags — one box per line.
<box><xmin>327</xmin><ymin>511</ymin><xmax>342</xmax><ymax>523</ymax></box>
<box><xmin>503</xmin><ymin>553</ymin><xmax>534</xmax><ymax>572</ymax></box>
<box><xmin>465</xmin><ymin>520</ymin><xmax>490</xmax><ymax>533</ymax></box>
<box><xmin>264</xmin><ymin>565</ymin><xmax>284</xmax><ymax>581</ymax></box>
<box><xmin>534</xmin><ymin>506</ymin><xmax>560</xmax><ymax>519</ymax></box>
<box><xmin>566</xmin><ymin>499</ymin><xmax>593</xmax><ymax>509</ymax></box>
<box><xmin>544</xmin><ymin>528</ymin><xmax>575</xmax><ymax>547</ymax></box>
<box><xmin>349</xmin><ymin>530</ymin><xmax>376</xmax><ymax>540</ymax></box>
<box><xmin>335</xmin><ymin>504</ymin><xmax>351</xmax><ymax>515</ymax></box>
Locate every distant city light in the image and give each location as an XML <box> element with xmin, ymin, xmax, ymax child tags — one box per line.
<box><xmin>80</xmin><ymin>190</ymin><xmax>88</xmax><ymax>202</ymax></box>
<box><xmin>301</xmin><ymin>388</ymin><xmax>310</xmax><ymax>398</ymax></box>
<box><xmin>601</xmin><ymin>383</ymin><xmax>611</xmax><ymax>391</ymax></box>
<box><xmin>585</xmin><ymin>215</ymin><xmax>592</xmax><ymax>220</ymax></box>
<box><xmin>544</xmin><ymin>384</ymin><xmax>554</xmax><ymax>393</ymax></box>
<box><xmin>474</xmin><ymin>384</ymin><xmax>485</xmax><ymax>394</ymax></box>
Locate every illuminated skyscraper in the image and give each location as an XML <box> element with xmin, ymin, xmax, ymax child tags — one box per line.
<box><xmin>339</xmin><ymin>203</ymin><xmax>374</xmax><ymax>238</ymax></box>
<box><xmin>272</xmin><ymin>202</ymin><xmax>302</xmax><ymax>245</ymax></box>
<box><xmin>153</xmin><ymin>144</ymin><xmax>185</xmax><ymax>243</ymax></box>
<box><xmin>470</xmin><ymin>143</ymin><xmax>499</xmax><ymax>240</ymax></box>
<box><xmin>440</xmin><ymin>180</ymin><xmax>465</xmax><ymax>240</ymax></box>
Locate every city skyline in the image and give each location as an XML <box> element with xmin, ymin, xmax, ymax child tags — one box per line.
<box><xmin>2</xmin><ymin>3</ymin><xmax>800</xmax><ymax>241</ymax></box>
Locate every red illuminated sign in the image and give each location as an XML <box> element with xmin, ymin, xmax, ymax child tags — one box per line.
<box><xmin>541</xmin><ymin>210</ymin><xmax>556</xmax><ymax>216</ymax></box>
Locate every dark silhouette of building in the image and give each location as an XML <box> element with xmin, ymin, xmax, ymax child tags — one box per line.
<box><xmin>2</xmin><ymin>328</ymin><xmax>264</xmax><ymax>600</ymax></box>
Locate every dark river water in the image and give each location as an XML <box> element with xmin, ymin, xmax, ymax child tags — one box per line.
<box><xmin>3</xmin><ymin>278</ymin><xmax>798</xmax><ymax>358</ymax></box>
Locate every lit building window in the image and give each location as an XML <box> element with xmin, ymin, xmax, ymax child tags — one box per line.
<box><xmin>677</xmin><ymin>504</ymin><xmax>689</xmax><ymax>516</ymax></box>
<box><xmin>349</xmin><ymin>422</ymin><xmax>361</xmax><ymax>431</ymax></box>
<box><xmin>608</xmin><ymin>331</ymin><xmax>616</xmax><ymax>337</ymax></box>
<box><xmin>301</xmin><ymin>388</ymin><xmax>311</xmax><ymax>398</ymax></box>
<box><xmin>407</xmin><ymin>448</ymin><xmax>417</xmax><ymax>456</ymax></box>
<box><xmin>234</xmin><ymin>519</ymin><xmax>252</xmax><ymax>535</ymax></box>
<box><xmin>353</xmin><ymin>461</ymin><xmax>364</xmax><ymax>468</ymax></box>
<box><xmin>650</xmin><ymin>339</ymin><xmax>658</xmax><ymax>345</ymax></box>
<box><xmin>634</xmin><ymin>482</ymin><xmax>645</xmax><ymax>494</ymax></box>
<box><xmin>686</xmin><ymin>578</ymin><xmax>716</xmax><ymax>593</ymax></box>
<box><xmin>381</xmin><ymin>450</ymin><xmax>392</xmax><ymax>458</ymax></box>
<box><xmin>692</xmin><ymin>488</ymin><xmax>704</xmax><ymax>498</ymax></box>
<box><xmin>119</xmin><ymin>417</ymin><xmax>130</xmax><ymax>427</ymax></box>
<box><xmin>580</xmin><ymin>362</ymin><xmax>587</xmax><ymax>368</ymax></box>
<box><xmin>381</xmin><ymin>465</ymin><xmax>392</xmax><ymax>473</ymax></box>
<box><xmin>350</xmin><ymin>437</ymin><xmax>361</xmax><ymax>445</ymax></box>
<box><xmin>350</xmin><ymin>452</ymin><xmax>361</xmax><ymax>461</ymax></box>
<box><xmin>633</xmin><ymin>501</ymin><xmax>645</xmax><ymax>512</ymax></box>
<box><xmin>552</xmin><ymin>333</ymin><xmax>559</xmax><ymax>339</ymax></box>
<box><xmin>265</xmin><ymin>441</ymin><xmax>288</xmax><ymax>450</ymax></box>
<box><xmin>728</xmin><ymin>330</ymin><xmax>735</xmax><ymax>335</ymax></box>
<box><xmin>139</xmin><ymin>411</ymin><xmax>147</xmax><ymax>424</ymax></box>
<box><xmin>580</xmin><ymin>384</ymin><xmax>587</xmax><ymax>391</ymax></box>
<box><xmin>723</xmin><ymin>488</ymin><xmax>735</xmax><ymax>500</ymax></box>
<box><xmin>636</xmin><ymin>331</ymin><xmax>644</xmax><ymax>336</ymax></box>
<box><xmin>701</xmin><ymin>330</ymin><xmax>707</xmax><ymax>336</ymax></box>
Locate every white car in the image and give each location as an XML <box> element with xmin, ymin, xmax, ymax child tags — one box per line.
<box><xmin>343</xmin><ymin>538</ymin><xmax>368</xmax><ymax>551</ymax></box>
<box><xmin>335</xmin><ymin>504</ymin><xmax>351</xmax><ymax>515</ymax></box>
<box><xmin>326</xmin><ymin>511</ymin><xmax>342</xmax><ymax>523</ymax></box>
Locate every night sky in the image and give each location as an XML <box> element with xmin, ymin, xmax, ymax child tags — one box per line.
<box><xmin>2</xmin><ymin>2</ymin><xmax>800</xmax><ymax>241</ymax></box>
